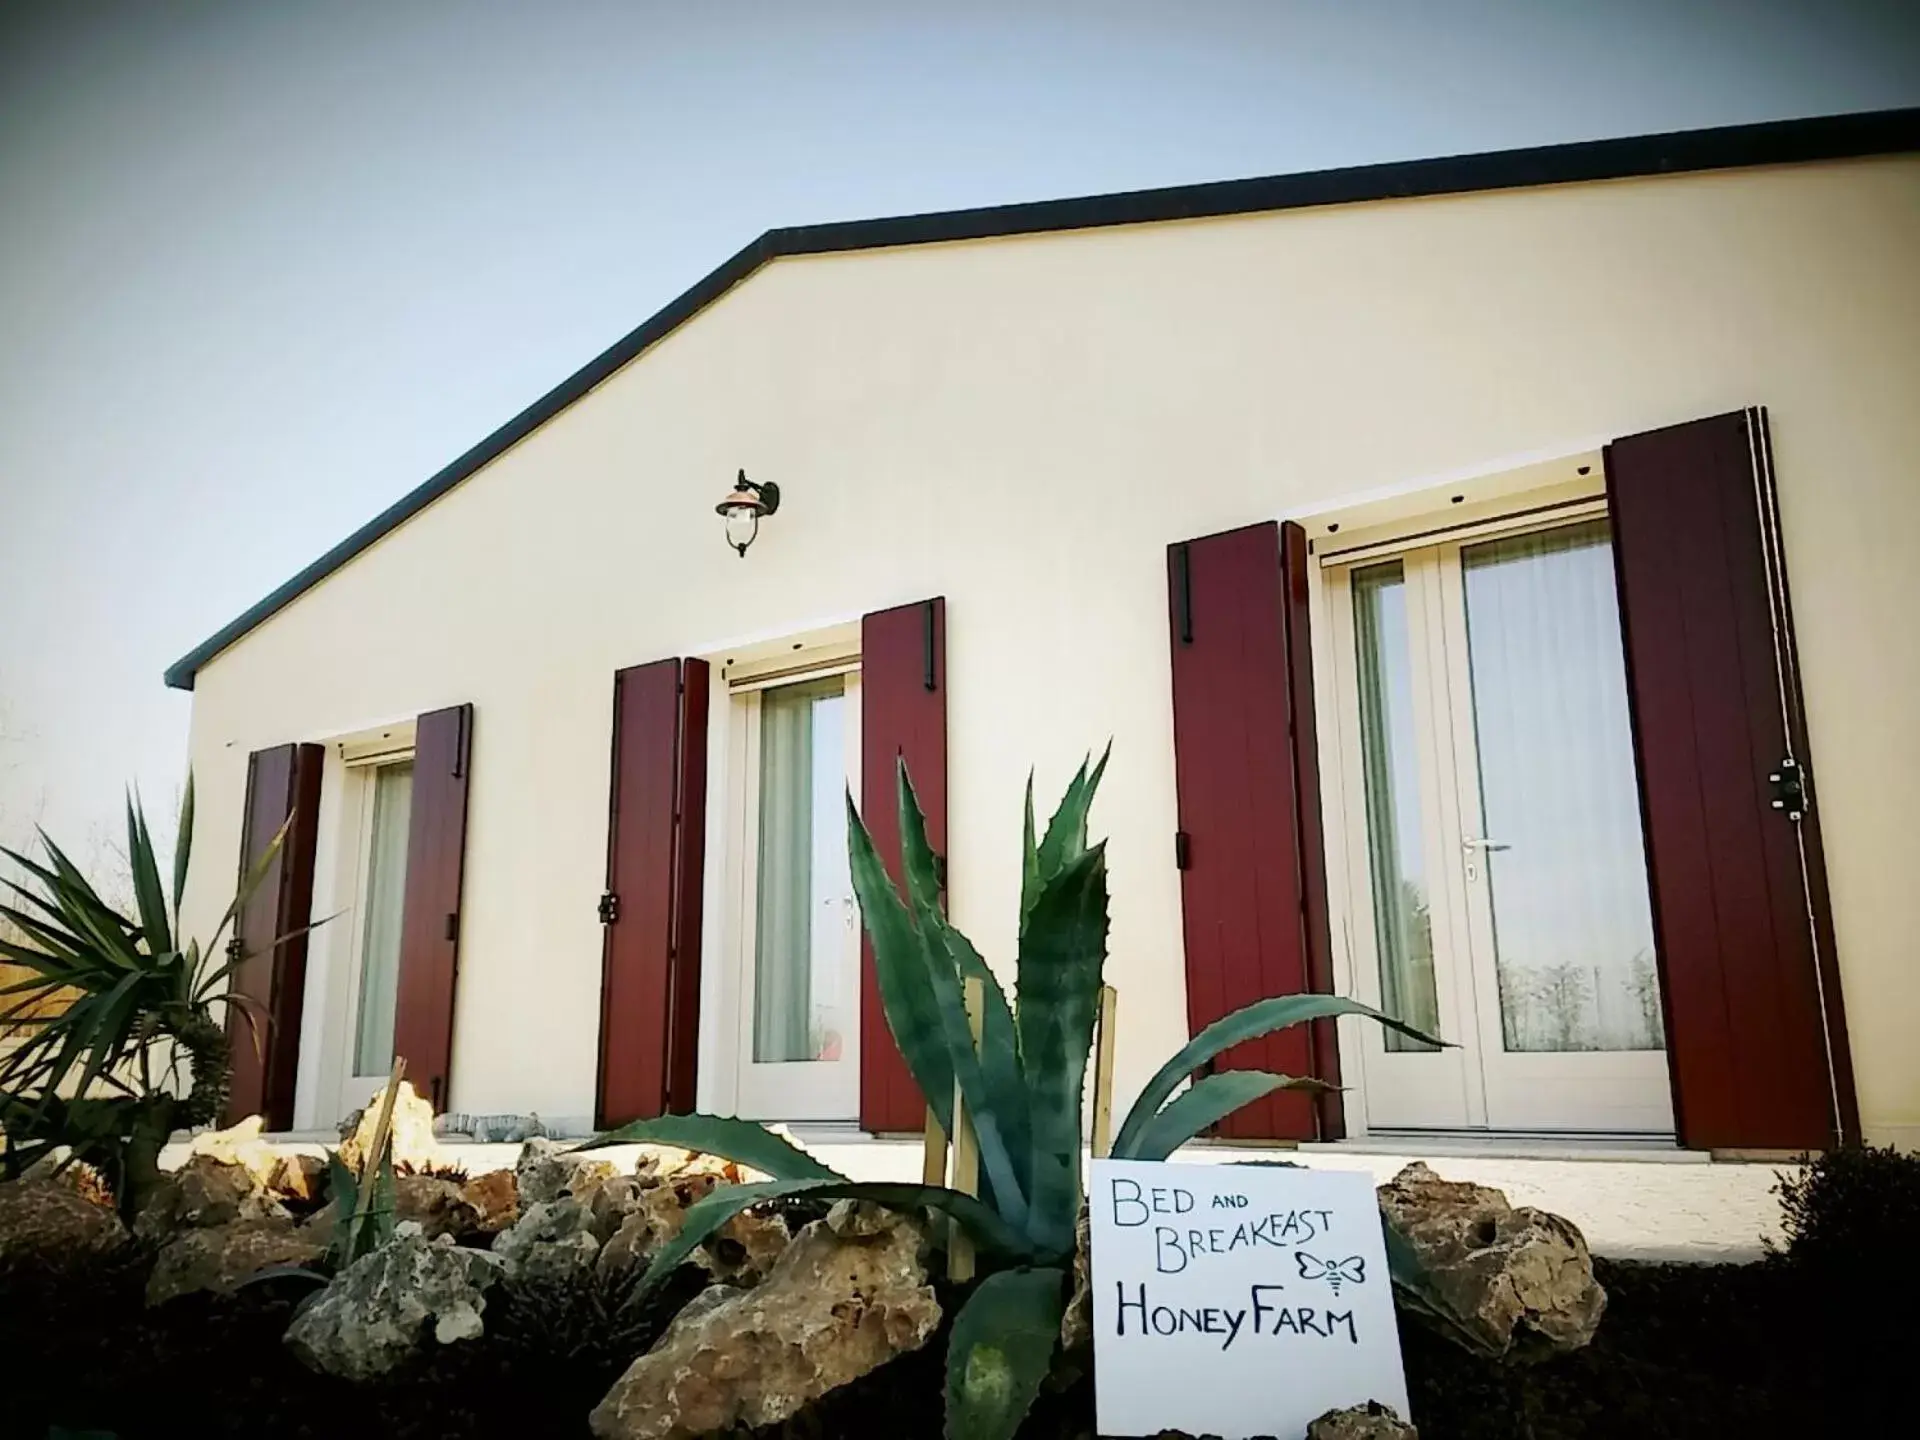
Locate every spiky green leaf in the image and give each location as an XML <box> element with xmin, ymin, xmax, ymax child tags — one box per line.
<box><xmin>127</xmin><ymin>792</ymin><xmax>172</xmax><ymax>955</ymax></box>
<box><xmin>172</xmin><ymin>775</ymin><xmax>195</xmax><ymax>914</ymax></box>
<box><xmin>945</xmin><ymin>1267</ymin><xmax>1066</xmax><ymax>1440</ymax></box>
<box><xmin>1013</xmin><ymin>842</ymin><xmax>1108</xmax><ymax>1258</ymax></box>
<box><xmin>849</xmin><ymin>789</ymin><xmax>1029</xmax><ymax>1232</ymax></box>
<box><xmin>895</xmin><ymin>762</ymin><xmax>1031</xmax><ymax>1208</ymax></box>
<box><xmin>572</xmin><ymin>1113</ymin><xmax>846</xmax><ymax>1180</ymax></box>
<box><xmin>1114</xmin><ymin>1070</ymin><xmax>1334</xmax><ymax>1161</ymax></box>
<box><xmin>1021</xmin><ymin>748</ymin><xmax>1108</xmax><ymax>932</ymax></box>
<box><xmin>1114</xmin><ymin>995</ymin><xmax>1442</xmax><ymax>1159</ymax></box>
<box><xmin>848</xmin><ymin>791</ymin><xmax>956</xmax><ymax>1133</ymax></box>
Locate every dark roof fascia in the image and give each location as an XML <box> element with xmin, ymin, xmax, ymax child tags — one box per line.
<box><xmin>164</xmin><ymin>105</ymin><xmax>1920</xmax><ymax>690</ymax></box>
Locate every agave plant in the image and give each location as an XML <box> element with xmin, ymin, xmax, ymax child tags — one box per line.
<box><xmin>0</xmin><ymin>779</ymin><xmax>294</xmax><ymax>1219</ymax></box>
<box><xmin>584</xmin><ymin>753</ymin><xmax>1435</xmax><ymax>1440</ymax></box>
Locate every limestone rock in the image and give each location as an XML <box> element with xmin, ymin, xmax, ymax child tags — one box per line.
<box><xmin>1308</xmin><ymin>1400</ymin><xmax>1419</xmax><ymax>1439</ymax></box>
<box><xmin>0</xmin><ymin>1177</ymin><xmax>126</xmax><ymax>1265</ymax></box>
<box><xmin>284</xmin><ymin>1222</ymin><xmax>501</xmax><ymax>1381</ymax></box>
<box><xmin>594</xmin><ymin>1172</ymin><xmax>719</xmax><ymax>1278</ymax></box>
<box><xmin>1377</xmin><ymin>1161</ymin><xmax>1605</xmax><ymax>1360</ymax></box>
<box><xmin>135</xmin><ymin>1155</ymin><xmax>286</xmax><ymax>1241</ymax></box>
<box><xmin>338</xmin><ymin>1082</ymin><xmax>441</xmax><ymax>1173</ymax></box>
<box><xmin>515</xmin><ymin>1136</ymin><xmax>622</xmax><ymax>1206</ymax></box>
<box><xmin>395</xmin><ymin>1173</ymin><xmax>480</xmax><ymax>1240</ymax></box>
<box><xmin>459</xmin><ymin>1169</ymin><xmax>518</xmax><ymax>1235</ymax></box>
<box><xmin>824</xmin><ymin>1198</ymin><xmax>892</xmax><ymax>1238</ymax></box>
<box><xmin>146</xmin><ymin>1219</ymin><xmax>325</xmax><ymax>1305</ymax></box>
<box><xmin>270</xmin><ymin>1151</ymin><xmax>329</xmax><ymax>1205</ymax></box>
<box><xmin>589</xmin><ymin>1207</ymin><xmax>939</xmax><ymax>1439</ymax></box>
<box><xmin>698</xmin><ymin>1206</ymin><xmax>789</xmax><ymax>1286</ymax></box>
<box><xmin>493</xmin><ymin>1197</ymin><xmax>604</xmax><ymax>1284</ymax></box>
<box><xmin>185</xmin><ymin>1115</ymin><xmax>281</xmax><ymax>1186</ymax></box>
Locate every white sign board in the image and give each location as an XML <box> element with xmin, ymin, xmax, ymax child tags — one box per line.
<box><xmin>1090</xmin><ymin>1159</ymin><xmax>1409</xmax><ymax>1440</ymax></box>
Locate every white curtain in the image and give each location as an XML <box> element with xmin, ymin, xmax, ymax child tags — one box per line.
<box><xmin>1352</xmin><ymin>562</ymin><xmax>1441</xmax><ymax>1052</ymax></box>
<box><xmin>753</xmin><ymin>677</ymin><xmax>849</xmax><ymax>1064</ymax></box>
<box><xmin>353</xmin><ymin>761</ymin><xmax>413</xmax><ymax>1077</ymax></box>
<box><xmin>1461</xmin><ymin>519</ymin><xmax>1664</xmax><ymax>1053</ymax></box>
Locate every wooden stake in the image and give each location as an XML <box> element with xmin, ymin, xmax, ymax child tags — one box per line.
<box><xmin>947</xmin><ymin>976</ymin><xmax>985</xmax><ymax>1283</ymax></box>
<box><xmin>353</xmin><ymin>1056</ymin><xmax>407</xmax><ymax>1220</ymax></box>
<box><xmin>1091</xmin><ymin>984</ymin><xmax>1119</xmax><ymax>1160</ymax></box>
<box><xmin>920</xmin><ymin>1106</ymin><xmax>949</xmax><ymax>1186</ymax></box>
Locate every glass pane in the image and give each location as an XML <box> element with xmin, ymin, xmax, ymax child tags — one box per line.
<box><xmin>1461</xmin><ymin>519</ymin><xmax>1664</xmax><ymax>1053</ymax></box>
<box><xmin>353</xmin><ymin>761</ymin><xmax>413</xmax><ymax>1077</ymax></box>
<box><xmin>753</xmin><ymin>676</ymin><xmax>850</xmax><ymax>1063</ymax></box>
<box><xmin>1352</xmin><ymin>562</ymin><xmax>1441</xmax><ymax>1052</ymax></box>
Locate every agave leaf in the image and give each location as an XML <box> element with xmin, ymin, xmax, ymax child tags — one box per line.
<box><xmin>635</xmin><ymin>1178</ymin><xmax>1036</xmax><ymax>1298</ymax></box>
<box><xmin>894</xmin><ymin>763</ymin><xmax>1031</xmax><ymax>1206</ymax></box>
<box><xmin>945</xmin><ymin>1266</ymin><xmax>1065</xmax><ymax>1440</ymax></box>
<box><xmin>852</xmin><ymin>789</ymin><xmax>1028</xmax><ymax>1231</ymax></box>
<box><xmin>1114</xmin><ymin>1070</ymin><xmax>1334</xmax><ymax>1161</ymax></box>
<box><xmin>1019</xmin><ymin>771</ymin><xmax>1039</xmax><ymax>922</ymax></box>
<box><xmin>1013</xmin><ymin>843</ymin><xmax>1109</xmax><ymax>1258</ymax></box>
<box><xmin>911</xmin><ymin>913</ymin><xmax>1029</xmax><ymax>1234</ymax></box>
<box><xmin>942</xmin><ymin>925</ymin><xmax>1029</xmax><ymax>1211</ymax></box>
<box><xmin>573</xmin><ymin>1113</ymin><xmax>846</xmax><ymax>1180</ymax></box>
<box><xmin>127</xmin><ymin>792</ymin><xmax>172</xmax><ymax>955</ymax></box>
<box><xmin>172</xmin><ymin>775</ymin><xmax>195</xmax><ymax>914</ymax></box>
<box><xmin>1022</xmin><ymin>746</ymin><xmax>1109</xmax><ymax>933</ymax></box>
<box><xmin>1114</xmin><ymin>995</ymin><xmax>1442</xmax><ymax>1159</ymax></box>
<box><xmin>848</xmin><ymin>791</ymin><xmax>955</xmax><ymax>1134</ymax></box>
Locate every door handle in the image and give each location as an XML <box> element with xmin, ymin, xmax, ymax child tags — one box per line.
<box><xmin>1461</xmin><ymin>836</ymin><xmax>1511</xmax><ymax>852</ymax></box>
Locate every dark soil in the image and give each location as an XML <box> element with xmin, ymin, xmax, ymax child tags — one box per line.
<box><xmin>0</xmin><ymin>1253</ymin><xmax>1899</xmax><ymax>1439</ymax></box>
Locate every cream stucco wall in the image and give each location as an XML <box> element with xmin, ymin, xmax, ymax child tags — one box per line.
<box><xmin>180</xmin><ymin>155</ymin><xmax>1920</xmax><ymax>1146</ymax></box>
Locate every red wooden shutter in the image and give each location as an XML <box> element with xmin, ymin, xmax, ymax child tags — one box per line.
<box><xmin>224</xmin><ymin>742</ymin><xmax>323</xmax><ymax>1129</ymax></box>
<box><xmin>1167</xmin><ymin>521</ymin><xmax>1340</xmax><ymax>1141</ymax></box>
<box><xmin>1605</xmin><ymin>407</ymin><xmax>1857</xmax><ymax>1150</ymax></box>
<box><xmin>597</xmin><ymin>659</ymin><xmax>710</xmax><ymax>1127</ymax></box>
<box><xmin>859</xmin><ymin>598</ymin><xmax>947</xmax><ymax>1133</ymax></box>
<box><xmin>392</xmin><ymin>703</ymin><xmax>474</xmax><ymax>1114</ymax></box>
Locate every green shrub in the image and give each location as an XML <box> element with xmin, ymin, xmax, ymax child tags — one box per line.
<box><xmin>1774</xmin><ymin>1142</ymin><xmax>1920</xmax><ymax>1270</ymax></box>
<box><xmin>0</xmin><ymin>780</ymin><xmax>312</xmax><ymax>1220</ymax></box>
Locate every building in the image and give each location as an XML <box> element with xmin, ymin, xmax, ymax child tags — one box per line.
<box><xmin>167</xmin><ymin>108</ymin><xmax>1920</xmax><ymax>1157</ymax></box>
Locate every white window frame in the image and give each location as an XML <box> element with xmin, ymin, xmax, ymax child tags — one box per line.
<box><xmin>702</xmin><ymin>631</ymin><xmax>865</xmax><ymax>1123</ymax></box>
<box><xmin>299</xmin><ymin>718</ymin><xmax>416</xmax><ymax>1129</ymax></box>
<box><xmin>1314</xmin><ymin>491</ymin><xmax>1675</xmax><ymax>1137</ymax></box>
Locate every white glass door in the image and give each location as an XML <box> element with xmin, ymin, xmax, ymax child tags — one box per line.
<box><xmin>341</xmin><ymin>758</ymin><xmax>413</xmax><ymax>1116</ymax></box>
<box><xmin>1332</xmin><ymin>514</ymin><xmax>1674</xmax><ymax>1135</ymax></box>
<box><xmin>733</xmin><ymin>672</ymin><xmax>862</xmax><ymax>1121</ymax></box>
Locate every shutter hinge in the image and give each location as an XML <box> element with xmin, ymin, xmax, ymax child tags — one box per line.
<box><xmin>225</xmin><ymin>936</ymin><xmax>244</xmax><ymax>964</ymax></box>
<box><xmin>1768</xmin><ymin>756</ymin><xmax>1807</xmax><ymax>822</ymax></box>
<box><xmin>444</xmin><ymin>912</ymin><xmax>459</xmax><ymax>942</ymax></box>
<box><xmin>1174</xmin><ymin>830</ymin><xmax>1192</xmax><ymax>871</ymax></box>
<box><xmin>598</xmin><ymin>891</ymin><xmax>620</xmax><ymax>925</ymax></box>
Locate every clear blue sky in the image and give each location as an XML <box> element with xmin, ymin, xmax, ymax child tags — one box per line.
<box><xmin>3</xmin><ymin>0</ymin><xmax>1916</xmax><ymax>865</ymax></box>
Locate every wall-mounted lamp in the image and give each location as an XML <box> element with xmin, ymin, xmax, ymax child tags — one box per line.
<box><xmin>715</xmin><ymin>469</ymin><xmax>781</xmax><ymax>557</ymax></box>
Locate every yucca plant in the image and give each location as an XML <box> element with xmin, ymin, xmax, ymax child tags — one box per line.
<box><xmin>585</xmin><ymin>753</ymin><xmax>1435</xmax><ymax>1440</ymax></box>
<box><xmin>0</xmin><ymin>779</ymin><xmax>296</xmax><ymax>1220</ymax></box>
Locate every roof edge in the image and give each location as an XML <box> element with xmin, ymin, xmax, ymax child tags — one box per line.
<box><xmin>165</xmin><ymin>105</ymin><xmax>1920</xmax><ymax>690</ymax></box>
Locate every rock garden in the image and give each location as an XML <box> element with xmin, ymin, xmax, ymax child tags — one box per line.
<box><xmin>4</xmin><ymin>766</ymin><xmax>1913</xmax><ymax>1437</ymax></box>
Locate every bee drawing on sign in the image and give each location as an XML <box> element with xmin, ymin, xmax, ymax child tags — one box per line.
<box><xmin>1295</xmin><ymin>1251</ymin><xmax>1366</xmax><ymax>1296</ymax></box>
